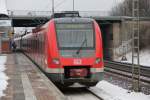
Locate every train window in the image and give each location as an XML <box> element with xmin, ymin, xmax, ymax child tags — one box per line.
<box><xmin>56</xmin><ymin>23</ymin><xmax>95</xmax><ymax>50</ymax></box>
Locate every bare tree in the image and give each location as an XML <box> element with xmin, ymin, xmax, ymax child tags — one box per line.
<box><xmin>111</xmin><ymin>0</ymin><xmax>150</xmax><ymax>17</ymax></box>
<box><xmin>111</xmin><ymin>0</ymin><xmax>150</xmax><ymax>50</ymax></box>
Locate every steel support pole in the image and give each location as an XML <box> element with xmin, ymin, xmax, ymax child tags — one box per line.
<box><xmin>52</xmin><ymin>0</ymin><xmax>54</xmax><ymax>15</ymax></box>
<box><xmin>132</xmin><ymin>0</ymin><xmax>140</xmax><ymax>92</ymax></box>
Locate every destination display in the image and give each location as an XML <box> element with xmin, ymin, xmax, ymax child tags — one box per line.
<box><xmin>56</xmin><ymin>23</ymin><xmax>92</xmax><ymax>29</ymax></box>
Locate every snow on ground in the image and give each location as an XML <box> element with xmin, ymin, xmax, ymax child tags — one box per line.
<box><xmin>0</xmin><ymin>56</ymin><xmax>8</xmax><ymax>97</ymax></box>
<box><xmin>90</xmin><ymin>80</ymin><xmax>150</xmax><ymax>100</ymax></box>
<box><xmin>114</xmin><ymin>49</ymin><xmax>150</xmax><ymax>67</ymax></box>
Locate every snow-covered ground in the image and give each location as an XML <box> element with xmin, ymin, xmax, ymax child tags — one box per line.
<box><xmin>0</xmin><ymin>56</ymin><xmax>8</xmax><ymax>97</ymax></box>
<box><xmin>90</xmin><ymin>80</ymin><xmax>150</xmax><ymax>100</ymax></box>
<box><xmin>114</xmin><ymin>49</ymin><xmax>150</xmax><ymax>67</ymax></box>
<box><xmin>90</xmin><ymin>49</ymin><xmax>150</xmax><ymax>100</ymax></box>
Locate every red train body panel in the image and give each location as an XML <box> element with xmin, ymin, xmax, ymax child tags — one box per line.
<box><xmin>15</xmin><ymin>17</ymin><xmax>104</xmax><ymax>86</ymax></box>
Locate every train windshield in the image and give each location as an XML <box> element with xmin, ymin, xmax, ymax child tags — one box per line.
<box><xmin>56</xmin><ymin>23</ymin><xmax>95</xmax><ymax>50</ymax></box>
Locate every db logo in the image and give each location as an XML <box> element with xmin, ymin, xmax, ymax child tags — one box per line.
<box><xmin>73</xmin><ymin>59</ymin><xmax>82</xmax><ymax>65</ymax></box>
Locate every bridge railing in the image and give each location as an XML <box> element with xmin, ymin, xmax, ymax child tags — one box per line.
<box><xmin>80</xmin><ymin>11</ymin><xmax>110</xmax><ymax>17</ymax></box>
<box><xmin>7</xmin><ymin>10</ymin><xmax>52</xmax><ymax>17</ymax></box>
<box><xmin>7</xmin><ymin>10</ymin><xmax>111</xmax><ymax>17</ymax></box>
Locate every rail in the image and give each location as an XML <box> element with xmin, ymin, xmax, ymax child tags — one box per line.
<box><xmin>62</xmin><ymin>87</ymin><xmax>103</xmax><ymax>100</ymax></box>
<box><xmin>104</xmin><ymin>60</ymin><xmax>150</xmax><ymax>83</ymax></box>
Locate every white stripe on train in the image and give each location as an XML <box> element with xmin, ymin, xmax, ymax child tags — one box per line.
<box><xmin>45</xmin><ymin>67</ymin><xmax>104</xmax><ymax>73</ymax></box>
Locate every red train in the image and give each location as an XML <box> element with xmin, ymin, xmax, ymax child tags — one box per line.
<box><xmin>14</xmin><ymin>12</ymin><xmax>104</xmax><ymax>87</ymax></box>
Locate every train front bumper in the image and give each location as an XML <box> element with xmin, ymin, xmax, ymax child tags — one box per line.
<box><xmin>47</xmin><ymin>72</ymin><xmax>104</xmax><ymax>86</ymax></box>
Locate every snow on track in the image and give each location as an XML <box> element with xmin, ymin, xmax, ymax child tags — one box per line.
<box><xmin>90</xmin><ymin>80</ymin><xmax>150</xmax><ymax>100</ymax></box>
<box><xmin>66</xmin><ymin>92</ymin><xmax>100</xmax><ymax>100</ymax></box>
<box><xmin>0</xmin><ymin>55</ymin><xmax>8</xmax><ymax>97</ymax></box>
<box><xmin>61</xmin><ymin>87</ymin><xmax>100</xmax><ymax>100</ymax></box>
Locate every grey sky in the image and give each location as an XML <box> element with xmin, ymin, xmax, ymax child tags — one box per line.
<box><xmin>0</xmin><ymin>0</ymin><xmax>7</xmax><ymax>14</ymax></box>
<box><xmin>6</xmin><ymin>0</ymin><xmax>124</xmax><ymax>11</ymax></box>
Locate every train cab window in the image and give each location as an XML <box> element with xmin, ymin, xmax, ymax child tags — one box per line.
<box><xmin>56</xmin><ymin>23</ymin><xmax>95</xmax><ymax>50</ymax></box>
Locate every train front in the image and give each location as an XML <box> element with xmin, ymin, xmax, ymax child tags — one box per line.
<box><xmin>47</xmin><ymin>18</ymin><xmax>104</xmax><ymax>86</ymax></box>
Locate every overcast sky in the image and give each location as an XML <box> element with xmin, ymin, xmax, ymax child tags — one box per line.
<box><xmin>5</xmin><ymin>0</ymin><xmax>124</xmax><ymax>11</ymax></box>
<box><xmin>0</xmin><ymin>0</ymin><xmax>7</xmax><ymax>14</ymax></box>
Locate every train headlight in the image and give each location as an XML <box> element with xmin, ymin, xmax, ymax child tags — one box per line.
<box><xmin>52</xmin><ymin>58</ymin><xmax>60</xmax><ymax>65</ymax></box>
<box><xmin>95</xmin><ymin>58</ymin><xmax>101</xmax><ymax>64</ymax></box>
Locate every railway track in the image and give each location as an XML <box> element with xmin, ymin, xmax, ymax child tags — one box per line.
<box><xmin>59</xmin><ymin>87</ymin><xmax>103</xmax><ymax>100</ymax></box>
<box><xmin>87</xmin><ymin>88</ymin><xmax>104</xmax><ymax>100</ymax></box>
<box><xmin>104</xmin><ymin>60</ymin><xmax>150</xmax><ymax>83</ymax></box>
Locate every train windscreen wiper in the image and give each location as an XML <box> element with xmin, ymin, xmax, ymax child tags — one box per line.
<box><xmin>76</xmin><ymin>38</ymin><xmax>87</xmax><ymax>55</ymax></box>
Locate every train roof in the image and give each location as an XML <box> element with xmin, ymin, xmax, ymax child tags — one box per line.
<box><xmin>51</xmin><ymin>11</ymin><xmax>80</xmax><ymax>18</ymax></box>
<box><xmin>54</xmin><ymin>17</ymin><xmax>94</xmax><ymax>24</ymax></box>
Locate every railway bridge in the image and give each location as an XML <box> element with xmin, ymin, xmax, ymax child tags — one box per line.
<box><xmin>1</xmin><ymin>10</ymin><xmax>150</xmax><ymax>60</ymax></box>
<box><xmin>6</xmin><ymin>10</ymin><xmax>126</xmax><ymax>60</ymax></box>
